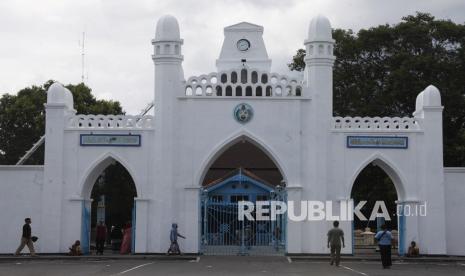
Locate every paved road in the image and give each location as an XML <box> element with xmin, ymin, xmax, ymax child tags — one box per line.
<box><xmin>1</xmin><ymin>256</ymin><xmax>465</xmax><ymax>276</ymax></box>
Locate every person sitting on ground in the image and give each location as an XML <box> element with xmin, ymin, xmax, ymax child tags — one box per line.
<box><xmin>407</xmin><ymin>241</ymin><xmax>419</xmax><ymax>257</ymax></box>
<box><xmin>68</xmin><ymin>240</ymin><xmax>82</xmax><ymax>256</ymax></box>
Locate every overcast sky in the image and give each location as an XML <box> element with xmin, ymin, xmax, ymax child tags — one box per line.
<box><xmin>1</xmin><ymin>0</ymin><xmax>464</xmax><ymax>114</ymax></box>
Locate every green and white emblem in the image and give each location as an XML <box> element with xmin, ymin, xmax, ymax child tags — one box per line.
<box><xmin>234</xmin><ymin>103</ymin><xmax>253</xmax><ymax>124</ymax></box>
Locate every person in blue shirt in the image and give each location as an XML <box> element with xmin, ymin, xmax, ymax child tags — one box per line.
<box><xmin>375</xmin><ymin>224</ymin><xmax>393</xmax><ymax>269</ymax></box>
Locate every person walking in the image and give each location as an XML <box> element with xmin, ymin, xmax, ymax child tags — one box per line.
<box><xmin>14</xmin><ymin>218</ymin><xmax>36</xmax><ymax>256</ymax></box>
<box><xmin>375</xmin><ymin>224</ymin><xmax>393</xmax><ymax>269</ymax></box>
<box><xmin>167</xmin><ymin>223</ymin><xmax>185</xmax><ymax>255</ymax></box>
<box><xmin>327</xmin><ymin>221</ymin><xmax>345</xmax><ymax>266</ymax></box>
<box><xmin>95</xmin><ymin>220</ymin><xmax>107</xmax><ymax>255</ymax></box>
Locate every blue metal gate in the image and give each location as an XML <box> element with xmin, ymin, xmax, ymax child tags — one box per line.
<box><xmin>131</xmin><ymin>202</ymin><xmax>136</xmax><ymax>254</ymax></box>
<box><xmin>200</xmin><ymin>169</ymin><xmax>286</xmax><ymax>255</ymax></box>
<box><xmin>81</xmin><ymin>200</ymin><xmax>91</xmax><ymax>255</ymax></box>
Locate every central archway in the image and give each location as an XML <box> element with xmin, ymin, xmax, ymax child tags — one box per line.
<box><xmin>199</xmin><ymin>135</ymin><xmax>287</xmax><ymax>255</ymax></box>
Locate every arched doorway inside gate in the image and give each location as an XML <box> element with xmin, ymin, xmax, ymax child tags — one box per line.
<box><xmin>200</xmin><ymin>137</ymin><xmax>286</xmax><ymax>255</ymax></box>
<box><xmin>350</xmin><ymin>159</ymin><xmax>404</xmax><ymax>256</ymax></box>
<box><xmin>81</xmin><ymin>157</ymin><xmax>137</xmax><ymax>255</ymax></box>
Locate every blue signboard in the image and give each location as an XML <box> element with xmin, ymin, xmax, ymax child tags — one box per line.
<box><xmin>80</xmin><ymin>134</ymin><xmax>141</xmax><ymax>147</ymax></box>
<box><xmin>347</xmin><ymin>136</ymin><xmax>408</xmax><ymax>149</ymax></box>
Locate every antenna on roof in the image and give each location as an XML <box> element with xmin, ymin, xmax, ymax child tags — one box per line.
<box><xmin>80</xmin><ymin>32</ymin><xmax>86</xmax><ymax>84</ymax></box>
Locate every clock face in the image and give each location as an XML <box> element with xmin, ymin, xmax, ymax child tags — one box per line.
<box><xmin>237</xmin><ymin>39</ymin><xmax>250</xmax><ymax>51</ymax></box>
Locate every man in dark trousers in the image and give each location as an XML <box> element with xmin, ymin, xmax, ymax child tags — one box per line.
<box><xmin>327</xmin><ymin>221</ymin><xmax>345</xmax><ymax>266</ymax></box>
<box><xmin>95</xmin><ymin>220</ymin><xmax>107</xmax><ymax>255</ymax></box>
<box><xmin>375</xmin><ymin>224</ymin><xmax>393</xmax><ymax>269</ymax></box>
<box><xmin>14</xmin><ymin>218</ymin><xmax>36</xmax><ymax>256</ymax></box>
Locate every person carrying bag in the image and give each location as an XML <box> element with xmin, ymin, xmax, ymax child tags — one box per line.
<box><xmin>375</xmin><ymin>224</ymin><xmax>393</xmax><ymax>269</ymax></box>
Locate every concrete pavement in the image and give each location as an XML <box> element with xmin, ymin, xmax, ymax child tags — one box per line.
<box><xmin>0</xmin><ymin>256</ymin><xmax>465</xmax><ymax>276</ymax></box>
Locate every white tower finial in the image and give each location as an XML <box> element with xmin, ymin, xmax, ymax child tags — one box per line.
<box><xmin>155</xmin><ymin>15</ymin><xmax>181</xmax><ymax>41</ymax></box>
<box><xmin>304</xmin><ymin>14</ymin><xmax>335</xmax><ymax>118</ymax></box>
<box><xmin>304</xmin><ymin>14</ymin><xmax>335</xmax><ymax>65</ymax></box>
<box><xmin>152</xmin><ymin>15</ymin><xmax>184</xmax><ymax>64</ymax></box>
<box><xmin>307</xmin><ymin>14</ymin><xmax>333</xmax><ymax>42</ymax></box>
<box><xmin>152</xmin><ymin>14</ymin><xmax>185</xmax><ymax>100</ymax></box>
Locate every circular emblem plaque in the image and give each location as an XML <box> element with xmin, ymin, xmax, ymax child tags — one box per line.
<box><xmin>234</xmin><ymin>103</ymin><xmax>253</xmax><ymax>124</ymax></box>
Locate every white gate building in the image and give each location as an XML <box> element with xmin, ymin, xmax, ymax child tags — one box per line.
<box><xmin>1</xmin><ymin>14</ymin><xmax>465</xmax><ymax>256</ymax></box>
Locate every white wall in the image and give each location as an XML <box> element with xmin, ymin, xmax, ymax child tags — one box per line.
<box><xmin>0</xmin><ymin>166</ymin><xmax>43</xmax><ymax>253</ymax></box>
<box><xmin>444</xmin><ymin>168</ymin><xmax>465</xmax><ymax>256</ymax></box>
<box><xmin>0</xmin><ymin>15</ymin><xmax>457</xmax><ymax>256</ymax></box>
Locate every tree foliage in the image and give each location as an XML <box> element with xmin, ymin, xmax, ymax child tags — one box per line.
<box><xmin>0</xmin><ymin>81</ymin><xmax>123</xmax><ymax>165</ymax></box>
<box><xmin>289</xmin><ymin>12</ymin><xmax>465</xmax><ymax>167</ymax></box>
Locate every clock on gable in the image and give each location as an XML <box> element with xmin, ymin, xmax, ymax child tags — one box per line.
<box><xmin>237</xmin><ymin>39</ymin><xmax>250</xmax><ymax>51</ymax></box>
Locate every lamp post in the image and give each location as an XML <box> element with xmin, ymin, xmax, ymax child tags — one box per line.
<box><xmin>271</xmin><ymin>180</ymin><xmax>286</xmax><ymax>252</ymax></box>
<box><xmin>200</xmin><ymin>188</ymin><xmax>208</xmax><ymax>254</ymax></box>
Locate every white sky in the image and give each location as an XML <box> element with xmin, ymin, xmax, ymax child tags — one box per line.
<box><xmin>0</xmin><ymin>0</ymin><xmax>464</xmax><ymax>114</ymax></box>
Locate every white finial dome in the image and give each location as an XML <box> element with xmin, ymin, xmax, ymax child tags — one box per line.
<box><xmin>308</xmin><ymin>14</ymin><xmax>332</xmax><ymax>41</ymax></box>
<box><xmin>63</xmin><ymin>87</ymin><xmax>74</xmax><ymax>110</ymax></box>
<box><xmin>415</xmin><ymin>85</ymin><xmax>441</xmax><ymax>111</ymax></box>
<box><xmin>415</xmin><ymin>91</ymin><xmax>424</xmax><ymax>111</ymax></box>
<box><xmin>47</xmin><ymin>82</ymin><xmax>66</xmax><ymax>104</ymax></box>
<box><xmin>47</xmin><ymin>82</ymin><xmax>74</xmax><ymax>110</ymax></box>
<box><xmin>155</xmin><ymin>14</ymin><xmax>180</xmax><ymax>41</ymax></box>
<box><xmin>423</xmin><ymin>85</ymin><xmax>441</xmax><ymax>106</ymax></box>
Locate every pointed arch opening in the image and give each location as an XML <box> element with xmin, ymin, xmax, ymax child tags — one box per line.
<box><xmin>200</xmin><ymin>134</ymin><xmax>287</xmax><ymax>187</ymax></box>
<box><xmin>350</xmin><ymin>157</ymin><xmax>405</xmax><ymax>256</ymax></box>
<box><xmin>80</xmin><ymin>155</ymin><xmax>138</xmax><ymax>255</ymax></box>
<box><xmin>199</xmin><ymin>134</ymin><xmax>287</xmax><ymax>255</ymax></box>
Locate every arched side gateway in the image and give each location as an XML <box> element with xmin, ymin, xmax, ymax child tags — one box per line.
<box><xmin>348</xmin><ymin>154</ymin><xmax>409</xmax><ymax>256</ymax></box>
<box><xmin>79</xmin><ymin>153</ymin><xmax>139</xmax><ymax>255</ymax></box>
<box><xmin>198</xmin><ymin>133</ymin><xmax>289</xmax><ymax>255</ymax></box>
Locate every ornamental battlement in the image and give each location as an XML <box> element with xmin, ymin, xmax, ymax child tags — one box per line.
<box><xmin>332</xmin><ymin>116</ymin><xmax>422</xmax><ymax>131</ymax></box>
<box><xmin>184</xmin><ymin>69</ymin><xmax>303</xmax><ymax>98</ymax></box>
<box><xmin>66</xmin><ymin>114</ymin><xmax>154</xmax><ymax>130</ymax></box>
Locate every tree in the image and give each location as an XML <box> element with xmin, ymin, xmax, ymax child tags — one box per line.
<box><xmin>0</xmin><ymin>81</ymin><xmax>123</xmax><ymax>165</ymax></box>
<box><xmin>289</xmin><ymin>12</ymin><xmax>465</xmax><ymax>167</ymax></box>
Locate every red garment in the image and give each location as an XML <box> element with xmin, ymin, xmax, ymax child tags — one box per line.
<box><xmin>96</xmin><ymin>225</ymin><xmax>107</xmax><ymax>240</ymax></box>
<box><xmin>120</xmin><ymin>227</ymin><xmax>132</xmax><ymax>254</ymax></box>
